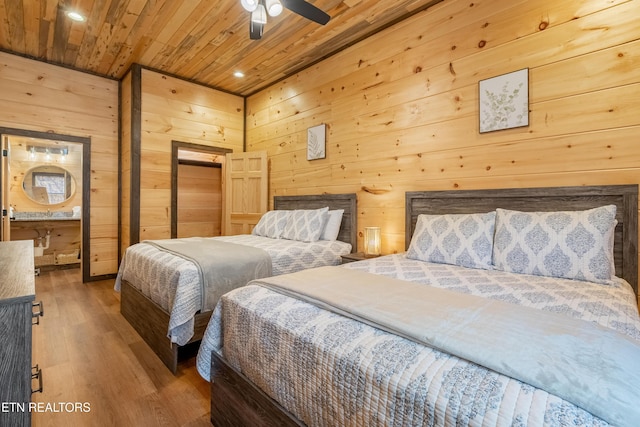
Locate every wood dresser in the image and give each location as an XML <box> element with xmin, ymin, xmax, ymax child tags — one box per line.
<box><xmin>0</xmin><ymin>240</ymin><xmax>43</xmax><ymax>426</ymax></box>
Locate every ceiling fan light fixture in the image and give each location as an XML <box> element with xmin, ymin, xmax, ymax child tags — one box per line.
<box><xmin>246</xmin><ymin>0</ymin><xmax>330</xmax><ymax>39</ymax></box>
<box><xmin>266</xmin><ymin>0</ymin><xmax>283</xmax><ymax>17</ymax></box>
<box><xmin>251</xmin><ymin>4</ymin><xmax>268</xmax><ymax>24</ymax></box>
<box><xmin>240</xmin><ymin>0</ymin><xmax>258</xmax><ymax>12</ymax></box>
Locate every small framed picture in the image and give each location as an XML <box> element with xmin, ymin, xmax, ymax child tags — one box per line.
<box><xmin>479</xmin><ymin>68</ymin><xmax>529</xmax><ymax>133</ymax></box>
<box><xmin>307</xmin><ymin>124</ymin><xmax>326</xmax><ymax>160</ymax></box>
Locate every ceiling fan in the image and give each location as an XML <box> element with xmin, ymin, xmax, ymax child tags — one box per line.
<box><xmin>240</xmin><ymin>0</ymin><xmax>331</xmax><ymax>40</ymax></box>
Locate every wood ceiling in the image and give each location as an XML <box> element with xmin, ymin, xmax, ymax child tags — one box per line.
<box><xmin>0</xmin><ymin>0</ymin><xmax>445</xmax><ymax>96</ymax></box>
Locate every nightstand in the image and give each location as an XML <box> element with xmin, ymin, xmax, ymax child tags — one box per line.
<box><xmin>340</xmin><ymin>252</ymin><xmax>380</xmax><ymax>264</ymax></box>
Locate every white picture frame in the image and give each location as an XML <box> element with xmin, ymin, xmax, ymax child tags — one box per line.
<box><xmin>479</xmin><ymin>68</ymin><xmax>529</xmax><ymax>133</ymax></box>
<box><xmin>307</xmin><ymin>124</ymin><xmax>326</xmax><ymax>160</ymax></box>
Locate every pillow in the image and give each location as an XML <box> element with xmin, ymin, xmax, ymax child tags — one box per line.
<box><xmin>252</xmin><ymin>210</ymin><xmax>291</xmax><ymax>239</ymax></box>
<box><xmin>321</xmin><ymin>209</ymin><xmax>344</xmax><ymax>241</ymax></box>
<box><xmin>281</xmin><ymin>207</ymin><xmax>329</xmax><ymax>242</ymax></box>
<box><xmin>406</xmin><ymin>212</ymin><xmax>496</xmax><ymax>270</ymax></box>
<box><xmin>492</xmin><ymin>205</ymin><xmax>617</xmax><ymax>284</ymax></box>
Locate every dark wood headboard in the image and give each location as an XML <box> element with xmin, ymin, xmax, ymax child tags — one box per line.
<box><xmin>405</xmin><ymin>185</ymin><xmax>638</xmax><ymax>295</ymax></box>
<box><xmin>274</xmin><ymin>193</ymin><xmax>357</xmax><ymax>253</ymax></box>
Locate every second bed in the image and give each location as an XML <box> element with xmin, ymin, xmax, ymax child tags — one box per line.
<box><xmin>117</xmin><ymin>193</ymin><xmax>357</xmax><ymax>373</ymax></box>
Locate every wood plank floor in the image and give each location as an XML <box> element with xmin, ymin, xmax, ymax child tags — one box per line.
<box><xmin>31</xmin><ymin>269</ymin><xmax>211</xmax><ymax>426</ymax></box>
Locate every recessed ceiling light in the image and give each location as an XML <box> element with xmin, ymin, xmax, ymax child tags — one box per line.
<box><xmin>66</xmin><ymin>11</ymin><xmax>86</xmax><ymax>22</ymax></box>
<box><xmin>233</xmin><ymin>71</ymin><xmax>245</xmax><ymax>78</ymax></box>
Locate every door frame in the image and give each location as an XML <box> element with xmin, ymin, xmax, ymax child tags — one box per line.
<box><xmin>170</xmin><ymin>141</ymin><xmax>232</xmax><ymax>238</ymax></box>
<box><xmin>0</xmin><ymin>127</ymin><xmax>91</xmax><ymax>281</ymax></box>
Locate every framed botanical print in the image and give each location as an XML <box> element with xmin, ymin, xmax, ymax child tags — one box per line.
<box><xmin>307</xmin><ymin>124</ymin><xmax>326</xmax><ymax>160</ymax></box>
<box><xmin>479</xmin><ymin>68</ymin><xmax>529</xmax><ymax>133</ymax></box>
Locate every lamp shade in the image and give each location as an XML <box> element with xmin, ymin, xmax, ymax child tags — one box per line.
<box><xmin>240</xmin><ymin>0</ymin><xmax>258</xmax><ymax>12</ymax></box>
<box><xmin>266</xmin><ymin>0</ymin><xmax>283</xmax><ymax>16</ymax></box>
<box><xmin>363</xmin><ymin>227</ymin><xmax>381</xmax><ymax>257</ymax></box>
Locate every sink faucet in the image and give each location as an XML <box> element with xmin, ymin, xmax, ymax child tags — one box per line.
<box><xmin>46</xmin><ymin>209</ymin><xmax>51</xmax><ymax>217</ymax></box>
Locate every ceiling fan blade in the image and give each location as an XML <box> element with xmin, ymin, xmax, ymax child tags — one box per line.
<box><xmin>249</xmin><ymin>19</ymin><xmax>263</xmax><ymax>40</ymax></box>
<box><xmin>281</xmin><ymin>0</ymin><xmax>330</xmax><ymax>25</ymax></box>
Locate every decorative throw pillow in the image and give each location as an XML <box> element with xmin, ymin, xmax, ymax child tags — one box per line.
<box><xmin>492</xmin><ymin>205</ymin><xmax>617</xmax><ymax>284</ymax></box>
<box><xmin>281</xmin><ymin>207</ymin><xmax>329</xmax><ymax>242</ymax></box>
<box><xmin>406</xmin><ymin>212</ymin><xmax>496</xmax><ymax>270</ymax></box>
<box><xmin>321</xmin><ymin>209</ymin><xmax>344</xmax><ymax>241</ymax></box>
<box><xmin>252</xmin><ymin>210</ymin><xmax>291</xmax><ymax>239</ymax></box>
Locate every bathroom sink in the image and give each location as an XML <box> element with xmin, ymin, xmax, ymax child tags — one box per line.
<box><xmin>12</xmin><ymin>211</ymin><xmax>78</xmax><ymax>220</ymax></box>
<box><xmin>51</xmin><ymin>211</ymin><xmax>75</xmax><ymax>218</ymax></box>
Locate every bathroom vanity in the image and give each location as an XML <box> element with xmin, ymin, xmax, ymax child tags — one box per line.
<box><xmin>8</xmin><ymin>162</ymin><xmax>82</xmax><ymax>269</ymax></box>
<box><xmin>10</xmin><ymin>214</ymin><xmax>81</xmax><ymax>269</ymax></box>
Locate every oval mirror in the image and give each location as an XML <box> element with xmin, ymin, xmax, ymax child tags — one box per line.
<box><xmin>22</xmin><ymin>165</ymin><xmax>76</xmax><ymax>205</ymax></box>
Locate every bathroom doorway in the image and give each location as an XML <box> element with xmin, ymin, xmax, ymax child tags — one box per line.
<box><xmin>0</xmin><ymin>128</ymin><xmax>90</xmax><ymax>277</ymax></box>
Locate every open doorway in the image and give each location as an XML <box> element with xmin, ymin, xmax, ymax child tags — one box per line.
<box><xmin>0</xmin><ymin>127</ymin><xmax>90</xmax><ymax>278</ymax></box>
<box><xmin>171</xmin><ymin>141</ymin><xmax>232</xmax><ymax>238</ymax></box>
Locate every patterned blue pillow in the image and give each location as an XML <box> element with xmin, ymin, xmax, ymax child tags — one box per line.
<box><xmin>406</xmin><ymin>212</ymin><xmax>496</xmax><ymax>270</ymax></box>
<box><xmin>252</xmin><ymin>210</ymin><xmax>291</xmax><ymax>239</ymax></box>
<box><xmin>281</xmin><ymin>207</ymin><xmax>329</xmax><ymax>242</ymax></box>
<box><xmin>492</xmin><ymin>206</ymin><xmax>617</xmax><ymax>284</ymax></box>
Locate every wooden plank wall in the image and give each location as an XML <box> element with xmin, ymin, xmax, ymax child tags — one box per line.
<box><xmin>0</xmin><ymin>52</ymin><xmax>118</xmax><ymax>279</ymax></box>
<box><xmin>136</xmin><ymin>69</ymin><xmax>244</xmax><ymax>241</ymax></box>
<box><xmin>245</xmin><ymin>0</ymin><xmax>640</xmax><ymax>258</ymax></box>
<box><xmin>177</xmin><ymin>164</ymin><xmax>222</xmax><ymax>238</ymax></box>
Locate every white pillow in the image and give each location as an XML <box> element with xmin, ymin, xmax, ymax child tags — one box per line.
<box><xmin>492</xmin><ymin>205</ymin><xmax>617</xmax><ymax>284</ymax></box>
<box><xmin>252</xmin><ymin>210</ymin><xmax>291</xmax><ymax>239</ymax></box>
<box><xmin>406</xmin><ymin>212</ymin><xmax>496</xmax><ymax>270</ymax></box>
<box><xmin>281</xmin><ymin>207</ymin><xmax>329</xmax><ymax>242</ymax></box>
<box><xmin>321</xmin><ymin>209</ymin><xmax>344</xmax><ymax>241</ymax></box>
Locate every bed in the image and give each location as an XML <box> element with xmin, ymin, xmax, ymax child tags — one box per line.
<box><xmin>117</xmin><ymin>193</ymin><xmax>357</xmax><ymax>373</ymax></box>
<box><xmin>196</xmin><ymin>184</ymin><xmax>640</xmax><ymax>426</ymax></box>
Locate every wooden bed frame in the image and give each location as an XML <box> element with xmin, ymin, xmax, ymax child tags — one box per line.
<box><xmin>404</xmin><ymin>185</ymin><xmax>638</xmax><ymax>295</ymax></box>
<box><xmin>209</xmin><ymin>184</ymin><xmax>638</xmax><ymax>426</ymax></box>
<box><xmin>120</xmin><ymin>193</ymin><xmax>357</xmax><ymax>374</ymax></box>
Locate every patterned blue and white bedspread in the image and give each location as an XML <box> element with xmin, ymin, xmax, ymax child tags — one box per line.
<box><xmin>114</xmin><ymin>235</ymin><xmax>351</xmax><ymax>344</ymax></box>
<box><xmin>197</xmin><ymin>254</ymin><xmax>640</xmax><ymax>426</ymax></box>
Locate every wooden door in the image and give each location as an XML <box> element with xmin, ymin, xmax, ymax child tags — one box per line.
<box><xmin>223</xmin><ymin>151</ymin><xmax>268</xmax><ymax>235</ymax></box>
